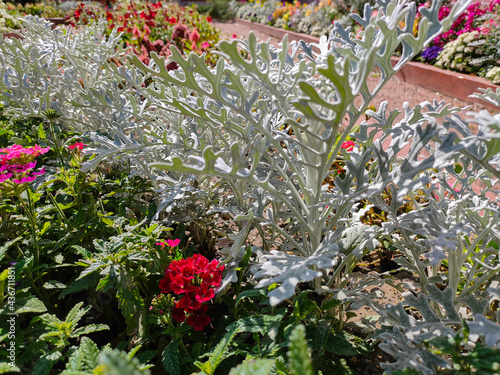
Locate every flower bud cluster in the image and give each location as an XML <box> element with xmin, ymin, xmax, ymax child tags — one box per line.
<box><xmin>157</xmin><ymin>254</ymin><xmax>224</xmax><ymax>331</ymax></box>
<box><xmin>0</xmin><ymin>145</ymin><xmax>49</xmax><ymax>196</ymax></box>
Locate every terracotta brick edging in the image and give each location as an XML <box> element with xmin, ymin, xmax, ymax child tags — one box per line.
<box><xmin>234</xmin><ymin>18</ymin><xmax>499</xmax><ymax>111</ymax></box>
<box><xmin>236</xmin><ymin>18</ymin><xmax>320</xmax><ymax>45</ymax></box>
<box><xmin>389</xmin><ymin>56</ymin><xmax>498</xmax><ymax>111</ymax></box>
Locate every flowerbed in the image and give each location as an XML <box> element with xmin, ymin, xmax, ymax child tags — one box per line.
<box><xmin>0</xmin><ymin>0</ymin><xmax>74</xmax><ymax>32</ymax></box>
<box><xmin>234</xmin><ymin>0</ymin><xmax>500</xmax><ymax>84</ymax></box>
<box><xmin>69</xmin><ymin>0</ymin><xmax>220</xmax><ymax>66</ymax></box>
<box><xmin>1</xmin><ymin>1</ymin><xmax>500</xmax><ymax>374</ymax></box>
<box><xmin>234</xmin><ymin>0</ymin><xmax>357</xmax><ymax>37</ymax></box>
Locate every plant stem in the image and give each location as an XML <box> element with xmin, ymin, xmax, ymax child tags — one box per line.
<box><xmin>48</xmin><ymin>118</ymin><xmax>65</xmax><ymax>166</ymax></box>
<box><xmin>19</xmin><ymin>189</ymin><xmax>39</xmax><ymax>268</ymax></box>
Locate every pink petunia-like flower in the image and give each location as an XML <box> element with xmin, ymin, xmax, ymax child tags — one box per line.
<box><xmin>0</xmin><ymin>144</ymin><xmax>49</xmax><ymax>164</ymax></box>
<box><xmin>167</xmin><ymin>239</ymin><xmax>180</xmax><ymax>248</ymax></box>
<box><xmin>341</xmin><ymin>141</ymin><xmax>355</xmax><ymax>152</ymax></box>
<box><xmin>12</xmin><ymin>167</ymin><xmax>45</xmax><ymax>184</ymax></box>
<box><xmin>232</xmin><ymin>33</ymin><xmax>237</xmax><ymax>38</ymax></box>
<box><xmin>201</xmin><ymin>41</ymin><xmax>210</xmax><ymax>49</ymax></box>
<box><xmin>0</xmin><ymin>172</ymin><xmax>13</xmax><ymax>183</ymax></box>
<box><xmin>68</xmin><ymin>142</ymin><xmax>88</xmax><ymax>150</ymax></box>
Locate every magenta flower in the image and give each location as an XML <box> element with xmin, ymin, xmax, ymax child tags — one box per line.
<box><xmin>167</xmin><ymin>239</ymin><xmax>180</xmax><ymax>247</ymax></box>
<box><xmin>68</xmin><ymin>142</ymin><xmax>87</xmax><ymax>150</ymax></box>
<box><xmin>157</xmin><ymin>238</ymin><xmax>180</xmax><ymax>248</ymax></box>
<box><xmin>0</xmin><ymin>172</ymin><xmax>13</xmax><ymax>183</ymax></box>
<box><xmin>0</xmin><ymin>145</ymin><xmax>48</xmax><ymax>196</ymax></box>
<box><xmin>341</xmin><ymin>141</ymin><xmax>355</xmax><ymax>152</ymax></box>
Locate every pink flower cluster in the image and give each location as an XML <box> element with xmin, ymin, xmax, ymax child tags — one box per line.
<box><xmin>0</xmin><ymin>145</ymin><xmax>49</xmax><ymax>191</ymax></box>
<box><xmin>158</xmin><ymin>254</ymin><xmax>224</xmax><ymax>331</ymax></box>
<box><xmin>431</xmin><ymin>0</ymin><xmax>500</xmax><ymax>48</ymax></box>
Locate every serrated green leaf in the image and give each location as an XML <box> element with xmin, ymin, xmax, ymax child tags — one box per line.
<box><xmin>15</xmin><ymin>296</ymin><xmax>47</xmax><ymax>314</ymax></box>
<box><xmin>162</xmin><ymin>338</ymin><xmax>181</xmax><ymax>375</ymax></box>
<box><xmin>116</xmin><ymin>273</ymin><xmax>144</xmax><ymax>336</ymax></box>
<box><xmin>98</xmin><ymin>349</ymin><xmax>151</xmax><ymax>375</ymax></box>
<box><xmin>288</xmin><ymin>325</ymin><xmax>313</xmax><ymax>375</ymax></box>
<box><xmin>0</xmin><ymin>362</ymin><xmax>20</xmax><ymax>373</ymax></box>
<box><xmin>33</xmin><ymin>351</ymin><xmax>63</xmax><ymax>375</ymax></box>
<box><xmin>198</xmin><ymin>314</ymin><xmax>284</xmax><ymax>375</ymax></box>
<box><xmin>325</xmin><ymin>333</ymin><xmax>359</xmax><ymax>357</ymax></box>
<box><xmin>162</xmin><ymin>325</ymin><xmax>192</xmax><ymax>336</ymax></box>
<box><xmin>229</xmin><ymin>359</ymin><xmax>275</xmax><ymax>375</ymax></box>
<box><xmin>68</xmin><ymin>336</ymin><xmax>100</xmax><ymax>371</ymax></box>
<box><xmin>65</xmin><ymin>302</ymin><xmax>90</xmax><ymax>324</ymax></box>
<box><xmin>43</xmin><ymin>280</ymin><xmax>66</xmax><ymax>289</ymax></box>
<box><xmin>392</xmin><ymin>369</ymin><xmax>424</xmax><ymax>375</ymax></box>
<box><xmin>235</xmin><ymin>289</ymin><xmax>268</xmax><ymax>308</ymax></box>
<box><xmin>135</xmin><ymin>350</ymin><xmax>157</xmax><ymax>365</ymax></box>
<box><xmin>0</xmin><ymin>237</ymin><xmax>22</xmax><ymax>262</ymax></box>
<box><xmin>71</xmin><ymin>245</ymin><xmax>92</xmax><ymax>259</ymax></box>
<box><xmin>72</xmin><ymin>323</ymin><xmax>109</xmax><ymax>337</ymax></box>
<box><xmin>59</xmin><ymin>272</ymin><xmax>100</xmax><ymax>299</ymax></box>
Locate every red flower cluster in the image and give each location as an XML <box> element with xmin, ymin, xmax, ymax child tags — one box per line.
<box><xmin>68</xmin><ymin>0</ymin><xmax>220</xmax><ymax>67</ymax></box>
<box><xmin>159</xmin><ymin>254</ymin><xmax>224</xmax><ymax>331</ymax></box>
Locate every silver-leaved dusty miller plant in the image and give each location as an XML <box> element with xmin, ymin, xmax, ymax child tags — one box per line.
<box><xmin>1</xmin><ymin>1</ymin><xmax>499</xmax><ymax>373</ymax></box>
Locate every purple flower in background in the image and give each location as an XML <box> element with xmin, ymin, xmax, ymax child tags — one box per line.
<box><xmin>421</xmin><ymin>45</ymin><xmax>442</xmax><ymax>61</ymax></box>
<box><xmin>268</xmin><ymin>15</ymin><xmax>273</xmax><ymax>22</ymax></box>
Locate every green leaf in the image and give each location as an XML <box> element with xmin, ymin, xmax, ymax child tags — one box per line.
<box><xmin>43</xmin><ymin>280</ymin><xmax>66</xmax><ymax>289</ymax></box>
<box><xmin>466</xmin><ymin>344</ymin><xmax>500</xmax><ymax>374</ymax></box>
<box><xmin>197</xmin><ymin>314</ymin><xmax>284</xmax><ymax>375</ymax></box>
<box><xmin>65</xmin><ymin>302</ymin><xmax>90</xmax><ymax>324</ymax></box>
<box><xmin>325</xmin><ymin>333</ymin><xmax>359</xmax><ymax>357</ymax></box>
<box><xmin>65</xmin><ymin>336</ymin><xmax>100</xmax><ymax>371</ymax></box>
<box><xmin>0</xmin><ymin>362</ymin><xmax>20</xmax><ymax>373</ymax></box>
<box><xmin>15</xmin><ymin>296</ymin><xmax>47</xmax><ymax>314</ymax></box>
<box><xmin>162</xmin><ymin>338</ymin><xmax>181</xmax><ymax>375</ymax></box>
<box><xmin>235</xmin><ymin>289</ymin><xmax>268</xmax><ymax>308</ymax></box>
<box><xmin>229</xmin><ymin>359</ymin><xmax>275</xmax><ymax>375</ymax></box>
<box><xmin>116</xmin><ymin>273</ymin><xmax>144</xmax><ymax>336</ymax></box>
<box><xmin>288</xmin><ymin>325</ymin><xmax>314</xmax><ymax>375</ymax></box>
<box><xmin>58</xmin><ymin>272</ymin><xmax>100</xmax><ymax>299</ymax></box>
<box><xmin>0</xmin><ymin>237</ymin><xmax>22</xmax><ymax>262</ymax></box>
<box><xmin>72</xmin><ymin>323</ymin><xmax>109</xmax><ymax>337</ymax></box>
<box><xmin>71</xmin><ymin>245</ymin><xmax>92</xmax><ymax>260</ymax></box>
<box><xmin>392</xmin><ymin>369</ymin><xmax>424</xmax><ymax>375</ymax></box>
<box><xmin>293</xmin><ymin>292</ymin><xmax>320</xmax><ymax>322</ymax></box>
<box><xmin>98</xmin><ymin>349</ymin><xmax>151</xmax><ymax>375</ymax></box>
<box><xmin>162</xmin><ymin>325</ymin><xmax>192</xmax><ymax>336</ymax></box>
<box><xmin>32</xmin><ymin>351</ymin><xmax>63</xmax><ymax>375</ymax></box>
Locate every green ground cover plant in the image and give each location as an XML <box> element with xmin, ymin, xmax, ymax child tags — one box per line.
<box><xmin>0</xmin><ymin>0</ymin><xmax>499</xmax><ymax>373</ymax></box>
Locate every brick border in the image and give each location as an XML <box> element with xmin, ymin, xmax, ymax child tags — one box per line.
<box><xmin>234</xmin><ymin>19</ymin><xmax>498</xmax><ymax>111</ymax></box>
